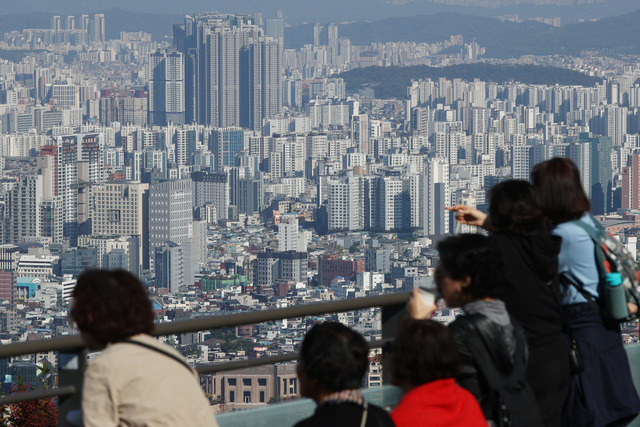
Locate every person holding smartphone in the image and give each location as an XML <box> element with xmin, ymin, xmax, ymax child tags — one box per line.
<box><xmin>408</xmin><ymin>234</ymin><xmax>542</xmax><ymax>427</ymax></box>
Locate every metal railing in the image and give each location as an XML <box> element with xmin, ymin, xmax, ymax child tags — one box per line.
<box><xmin>0</xmin><ymin>291</ymin><xmax>410</xmax><ymax>425</ymax></box>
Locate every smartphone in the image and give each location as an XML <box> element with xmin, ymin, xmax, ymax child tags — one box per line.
<box><xmin>416</xmin><ymin>286</ymin><xmax>438</xmax><ymax>306</ymax></box>
<box><xmin>415</xmin><ymin>276</ymin><xmax>440</xmax><ymax>306</ymax></box>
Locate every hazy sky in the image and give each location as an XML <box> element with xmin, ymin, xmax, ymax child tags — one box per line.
<box><xmin>1</xmin><ymin>0</ymin><xmax>638</xmax><ymax>24</ymax></box>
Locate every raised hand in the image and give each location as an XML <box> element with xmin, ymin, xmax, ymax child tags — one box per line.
<box><xmin>445</xmin><ymin>205</ymin><xmax>487</xmax><ymax>228</ymax></box>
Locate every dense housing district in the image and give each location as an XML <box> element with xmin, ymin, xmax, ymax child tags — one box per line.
<box><xmin>0</xmin><ymin>10</ymin><xmax>638</xmax><ymax>412</ymax></box>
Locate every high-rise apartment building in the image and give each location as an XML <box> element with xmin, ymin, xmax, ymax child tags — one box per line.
<box><xmin>565</xmin><ymin>141</ymin><xmax>591</xmax><ymax>199</ymax></box>
<box><xmin>45</xmin><ymin>84</ymin><xmax>80</xmax><ymax>109</ymax></box>
<box><xmin>328</xmin><ymin>24</ymin><xmax>338</xmax><ymax>64</ymax></box>
<box><xmin>192</xmin><ymin>171</ymin><xmax>229</xmax><ymax>222</ymax></box>
<box><xmin>149</xmin><ymin>179</ymin><xmax>194</xmax><ymax>281</ymax></box>
<box><xmin>352</xmin><ymin>114</ymin><xmax>370</xmax><ymax>155</ymax></box>
<box><xmin>278</xmin><ymin>214</ymin><xmax>307</xmax><ymax>252</ymax></box>
<box><xmin>327</xmin><ymin>176</ymin><xmax>364</xmax><ymax>231</ymax></box>
<box><xmin>0</xmin><ymin>245</ymin><xmax>18</xmax><ymax>307</ymax></box>
<box><xmin>622</xmin><ymin>154</ymin><xmax>640</xmax><ymax>210</ymax></box>
<box><xmin>9</xmin><ymin>175</ymin><xmax>43</xmax><ymax>245</ymax></box>
<box><xmin>33</xmin><ymin>68</ymin><xmax>49</xmax><ymax>102</ymax></box>
<box><xmin>39</xmin><ymin>133</ymin><xmax>106</xmax><ymax>246</ymax></box>
<box><xmin>174</xmin><ymin>14</ymin><xmax>282</xmax><ymax>130</ymax></box>
<box><xmin>422</xmin><ymin>158</ymin><xmax>450</xmax><ymax>236</ymax></box>
<box><xmin>80</xmin><ymin>15</ymin><xmax>90</xmax><ymax>32</ymax></box>
<box><xmin>255</xmin><ymin>250</ymin><xmax>307</xmax><ymax>287</ymax></box>
<box><xmin>338</xmin><ymin>38</ymin><xmax>351</xmax><ymax>66</ymax></box>
<box><xmin>51</xmin><ymin>16</ymin><xmax>62</xmax><ymax>31</ymax></box>
<box><xmin>149</xmin><ymin>51</ymin><xmax>185</xmax><ymax>126</ymax></box>
<box><xmin>66</xmin><ymin>16</ymin><xmax>76</xmax><ymax>30</ymax></box>
<box><xmin>93</xmin><ymin>14</ymin><xmax>105</xmax><ymax>44</ymax></box>
<box><xmin>377</xmin><ymin>176</ymin><xmax>407</xmax><ymax>232</ymax></box>
<box><xmin>313</xmin><ymin>24</ymin><xmax>323</xmax><ymax>47</ymax></box>
<box><xmin>91</xmin><ymin>182</ymin><xmax>149</xmax><ymax>269</ymax></box>
<box><xmin>210</xmin><ymin>128</ymin><xmax>247</xmax><ymax>170</ymax></box>
<box><xmin>581</xmin><ymin>133</ymin><xmax>613</xmax><ymax>214</ymax></box>
<box><xmin>261</xmin><ymin>37</ymin><xmax>282</xmax><ymax>122</ymax></box>
<box><xmin>155</xmin><ymin>241</ymin><xmax>185</xmax><ymax>293</ymax></box>
<box><xmin>237</xmin><ymin>177</ymin><xmax>264</xmax><ymax>216</ymax></box>
<box><xmin>265</xmin><ymin>11</ymin><xmax>284</xmax><ymax>42</ymax></box>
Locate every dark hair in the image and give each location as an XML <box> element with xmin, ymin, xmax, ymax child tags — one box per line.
<box><xmin>71</xmin><ymin>269</ymin><xmax>154</xmax><ymax>345</ymax></box>
<box><xmin>489</xmin><ymin>180</ymin><xmax>545</xmax><ymax>235</ymax></box>
<box><xmin>436</xmin><ymin>234</ymin><xmax>500</xmax><ymax>299</ymax></box>
<box><xmin>531</xmin><ymin>157</ymin><xmax>591</xmax><ymax>225</ymax></box>
<box><xmin>391</xmin><ymin>318</ymin><xmax>459</xmax><ymax>387</ymax></box>
<box><xmin>299</xmin><ymin>322</ymin><xmax>368</xmax><ymax>391</ymax></box>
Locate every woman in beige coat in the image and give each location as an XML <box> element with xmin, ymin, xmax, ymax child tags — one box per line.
<box><xmin>71</xmin><ymin>269</ymin><xmax>218</xmax><ymax>427</ymax></box>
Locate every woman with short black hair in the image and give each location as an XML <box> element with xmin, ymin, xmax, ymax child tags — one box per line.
<box><xmin>71</xmin><ymin>269</ymin><xmax>218</xmax><ymax>427</ymax></box>
<box><xmin>295</xmin><ymin>322</ymin><xmax>394</xmax><ymax>427</ymax></box>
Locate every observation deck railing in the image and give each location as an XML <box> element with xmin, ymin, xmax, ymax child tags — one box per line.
<box><xmin>0</xmin><ymin>291</ymin><xmax>638</xmax><ymax>426</ymax></box>
<box><xmin>0</xmin><ymin>292</ymin><xmax>410</xmax><ymax>426</ymax></box>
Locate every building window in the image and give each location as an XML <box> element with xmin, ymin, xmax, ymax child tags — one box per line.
<box><xmin>107</xmin><ymin>209</ymin><xmax>121</xmax><ymax>224</ymax></box>
<box><xmin>229</xmin><ymin>391</ymin><xmax>235</xmax><ymax>402</ymax></box>
<box><xmin>258</xmin><ymin>378</ymin><xmax>267</xmax><ymax>387</ymax></box>
<box><xmin>228</xmin><ymin>378</ymin><xmax>236</xmax><ymax>386</ymax></box>
<box><xmin>260</xmin><ymin>391</ymin><xmax>265</xmax><ymax>402</ymax></box>
<box><xmin>243</xmin><ymin>391</ymin><xmax>251</xmax><ymax>403</ymax></box>
<box><xmin>243</xmin><ymin>378</ymin><xmax>251</xmax><ymax>386</ymax></box>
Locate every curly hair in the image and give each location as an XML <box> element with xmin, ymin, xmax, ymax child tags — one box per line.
<box><xmin>436</xmin><ymin>234</ymin><xmax>502</xmax><ymax>300</ymax></box>
<box><xmin>489</xmin><ymin>180</ymin><xmax>545</xmax><ymax>235</ymax></box>
<box><xmin>390</xmin><ymin>318</ymin><xmax>459</xmax><ymax>387</ymax></box>
<box><xmin>71</xmin><ymin>269</ymin><xmax>154</xmax><ymax>345</ymax></box>
<box><xmin>299</xmin><ymin>322</ymin><xmax>368</xmax><ymax>392</ymax></box>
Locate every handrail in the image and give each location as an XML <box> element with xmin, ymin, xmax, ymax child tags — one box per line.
<box><xmin>0</xmin><ymin>385</ymin><xmax>76</xmax><ymax>405</ymax></box>
<box><xmin>0</xmin><ymin>340</ymin><xmax>390</xmax><ymax>406</ymax></box>
<box><xmin>154</xmin><ymin>292</ymin><xmax>410</xmax><ymax>336</ymax></box>
<box><xmin>0</xmin><ymin>336</ymin><xmax>84</xmax><ymax>359</ymax></box>
<box><xmin>195</xmin><ymin>338</ymin><xmax>388</xmax><ymax>375</ymax></box>
<box><xmin>0</xmin><ymin>292</ymin><xmax>410</xmax><ymax>359</ymax></box>
<box><xmin>0</xmin><ymin>293</ymin><xmax>409</xmax><ymax>408</ymax></box>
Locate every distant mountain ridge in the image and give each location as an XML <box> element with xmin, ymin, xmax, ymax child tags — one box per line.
<box><xmin>0</xmin><ymin>7</ymin><xmax>639</xmax><ymax>58</ymax></box>
<box><xmin>0</xmin><ymin>9</ymin><xmax>183</xmax><ymax>41</ymax></box>
<box><xmin>286</xmin><ymin>9</ymin><xmax>640</xmax><ymax>58</ymax></box>
<box><xmin>0</xmin><ymin>0</ymin><xmax>638</xmax><ymax>26</ymax></box>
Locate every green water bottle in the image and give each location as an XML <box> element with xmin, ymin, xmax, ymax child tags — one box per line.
<box><xmin>604</xmin><ymin>272</ymin><xmax>629</xmax><ymax>320</ymax></box>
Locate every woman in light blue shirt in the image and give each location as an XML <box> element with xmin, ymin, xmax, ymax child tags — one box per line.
<box><xmin>552</xmin><ymin>214</ymin><xmax>600</xmax><ymax>305</ymax></box>
<box><xmin>532</xmin><ymin>158</ymin><xmax>640</xmax><ymax>427</ymax></box>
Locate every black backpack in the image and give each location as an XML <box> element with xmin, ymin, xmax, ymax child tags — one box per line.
<box><xmin>456</xmin><ymin>313</ymin><xmax>543</xmax><ymax>427</ymax></box>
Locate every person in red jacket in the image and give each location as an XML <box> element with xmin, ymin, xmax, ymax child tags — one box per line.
<box><xmin>390</xmin><ymin>318</ymin><xmax>486</xmax><ymax>427</ymax></box>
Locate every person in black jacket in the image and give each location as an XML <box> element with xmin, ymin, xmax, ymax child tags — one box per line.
<box><xmin>294</xmin><ymin>322</ymin><xmax>394</xmax><ymax>427</ymax></box>
<box><xmin>448</xmin><ymin>180</ymin><xmax>570</xmax><ymax>427</ymax></box>
<box><xmin>409</xmin><ymin>234</ymin><xmax>543</xmax><ymax>426</ymax></box>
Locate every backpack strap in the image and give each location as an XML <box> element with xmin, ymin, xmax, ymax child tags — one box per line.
<box><xmin>559</xmin><ymin>271</ymin><xmax>601</xmax><ymax>315</ymax></box>
<box><xmin>116</xmin><ymin>338</ymin><xmax>194</xmax><ymax>374</ymax></box>
<box><xmin>568</xmin><ymin>216</ymin><xmax>608</xmax><ymax>286</ymax></box>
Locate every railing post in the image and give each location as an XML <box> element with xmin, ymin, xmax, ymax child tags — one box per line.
<box><xmin>381</xmin><ymin>300</ymin><xmax>406</xmax><ymax>385</ymax></box>
<box><xmin>58</xmin><ymin>347</ymin><xmax>86</xmax><ymax>427</ymax></box>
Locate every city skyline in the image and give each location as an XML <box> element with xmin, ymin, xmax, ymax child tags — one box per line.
<box><xmin>0</xmin><ymin>4</ymin><xmax>639</xmax><ymax>418</ymax></box>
